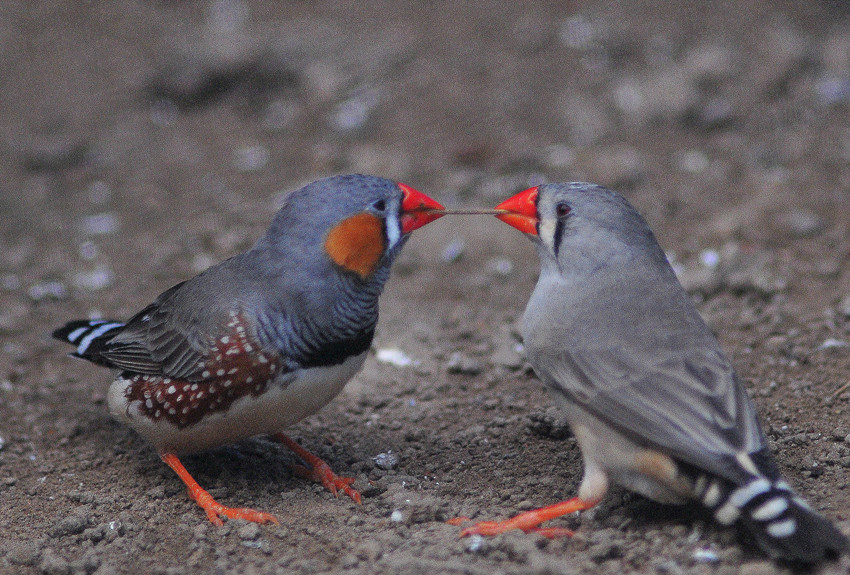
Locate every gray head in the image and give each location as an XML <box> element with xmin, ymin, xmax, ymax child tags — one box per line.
<box><xmin>495</xmin><ymin>182</ymin><xmax>668</xmax><ymax>275</ymax></box>
<box><xmin>253</xmin><ymin>174</ymin><xmax>444</xmax><ymax>282</ymax></box>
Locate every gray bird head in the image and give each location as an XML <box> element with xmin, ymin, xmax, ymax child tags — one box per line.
<box><xmin>494</xmin><ymin>182</ymin><xmax>668</xmax><ymax>276</ymax></box>
<box><xmin>253</xmin><ymin>174</ymin><xmax>444</xmax><ymax>282</ymax></box>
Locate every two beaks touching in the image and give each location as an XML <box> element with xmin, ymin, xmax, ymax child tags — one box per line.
<box><xmin>400</xmin><ymin>183</ymin><xmax>541</xmax><ymax>235</ymax></box>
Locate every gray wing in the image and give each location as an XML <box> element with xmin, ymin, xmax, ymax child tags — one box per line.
<box><xmin>532</xmin><ymin>340</ymin><xmax>768</xmax><ymax>485</ymax></box>
<box><xmin>100</xmin><ymin>281</ymin><xmax>211</xmax><ymax>379</ymax></box>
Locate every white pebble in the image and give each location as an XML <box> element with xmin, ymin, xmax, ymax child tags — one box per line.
<box><xmin>692</xmin><ymin>547</ymin><xmax>719</xmax><ymax>563</ymax></box>
<box><xmin>331</xmin><ymin>88</ymin><xmax>380</xmax><ymax>132</ymax></box>
<box><xmin>487</xmin><ymin>257</ymin><xmax>513</xmax><ymax>276</ymax></box>
<box><xmin>818</xmin><ymin>338</ymin><xmax>848</xmax><ymax>351</ymax></box>
<box><xmin>441</xmin><ymin>239</ymin><xmax>465</xmax><ymax>263</ymax></box>
<box><xmin>390</xmin><ymin>510</ymin><xmax>404</xmax><ymax>523</ymax></box>
<box><xmin>28</xmin><ymin>281</ymin><xmax>67</xmax><ymax>301</ymax></box>
<box><xmin>81</xmin><ymin>212</ymin><xmax>119</xmax><ymax>235</ymax></box>
<box><xmin>699</xmin><ymin>249</ymin><xmax>720</xmax><ymax>269</ymax></box>
<box><xmin>73</xmin><ymin>266</ymin><xmax>114</xmax><ymax>291</ymax></box>
<box><xmin>676</xmin><ymin>149</ymin><xmax>709</xmax><ymax>174</ymax></box>
<box><xmin>376</xmin><ymin>348</ymin><xmax>414</xmax><ymax>368</ymax></box>
<box><xmin>233</xmin><ymin>145</ymin><xmax>269</xmax><ymax>172</ymax></box>
<box><xmin>466</xmin><ymin>534</ymin><xmax>484</xmax><ymax>553</ymax></box>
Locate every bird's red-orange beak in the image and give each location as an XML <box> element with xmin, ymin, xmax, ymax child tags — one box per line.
<box><xmin>398</xmin><ymin>183</ymin><xmax>445</xmax><ymax>233</ymax></box>
<box><xmin>494</xmin><ymin>186</ymin><xmax>539</xmax><ymax>235</ymax></box>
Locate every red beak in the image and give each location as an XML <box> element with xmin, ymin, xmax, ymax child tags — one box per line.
<box><xmin>398</xmin><ymin>183</ymin><xmax>445</xmax><ymax>233</ymax></box>
<box><xmin>495</xmin><ymin>186</ymin><xmax>539</xmax><ymax>235</ymax></box>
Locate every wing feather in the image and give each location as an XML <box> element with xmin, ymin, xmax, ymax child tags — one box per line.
<box><xmin>534</xmin><ymin>342</ymin><xmax>767</xmax><ymax>485</ymax></box>
<box><xmin>97</xmin><ymin>281</ymin><xmax>210</xmax><ymax>379</ymax></box>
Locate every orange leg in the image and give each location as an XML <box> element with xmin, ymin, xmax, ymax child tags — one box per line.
<box><xmin>160</xmin><ymin>453</ymin><xmax>279</xmax><ymax>526</ymax></box>
<box><xmin>457</xmin><ymin>496</ymin><xmax>598</xmax><ymax>538</ymax></box>
<box><xmin>274</xmin><ymin>433</ymin><xmax>362</xmax><ymax>504</ymax></box>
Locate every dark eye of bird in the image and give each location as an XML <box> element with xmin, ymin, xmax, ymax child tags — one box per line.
<box><xmin>556</xmin><ymin>203</ymin><xmax>571</xmax><ymax>218</ymax></box>
<box><xmin>372</xmin><ymin>199</ymin><xmax>386</xmax><ymax>212</ymax></box>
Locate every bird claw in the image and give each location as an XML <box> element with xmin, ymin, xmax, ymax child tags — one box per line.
<box><xmin>446</xmin><ymin>516</ymin><xmax>470</xmax><ymax>526</ymax></box>
<box><xmin>460</xmin><ymin>520</ymin><xmax>517</xmax><ymax>537</ymax></box>
<box><xmin>189</xmin><ymin>481</ymin><xmax>279</xmax><ymax>525</ymax></box>
<box><xmin>454</xmin><ymin>498</ymin><xmax>594</xmax><ymax>538</ymax></box>
<box><xmin>291</xmin><ymin>462</ymin><xmax>362</xmax><ymax>504</ymax></box>
<box><xmin>275</xmin><ymin>433</ymin><xmax>362</xmax><ymax>504</ymax></box>
<box><xmin>199</xmin><ymin>500</ymin><xmax>279</xmax><ymax>526</ymax></box>
<box><xmin>161</xmin><ymin>452</ymin><xmax>279</xmax><ymax>526</ymax></box>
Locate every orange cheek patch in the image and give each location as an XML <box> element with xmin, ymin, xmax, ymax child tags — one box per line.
<box><xmin>324</xmin><ymin>213</ymin><xmax>386</xmax><ymax>279</ymax></box>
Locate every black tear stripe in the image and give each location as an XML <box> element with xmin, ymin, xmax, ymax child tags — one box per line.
<box><xmin>553</xmin><ymin>219</ymin><xmax>564</xmax><ymax>258</ymax></box>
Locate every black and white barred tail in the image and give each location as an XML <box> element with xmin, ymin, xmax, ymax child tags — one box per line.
<box><xmin>52</xmin><ymin>319</ymin><xmax>125</xmax><ymax>366</ymax></box>
<box><xmin>692</xmin><ymin>463</ymin><xmax>849</xmax><ymax>562</ymax></box>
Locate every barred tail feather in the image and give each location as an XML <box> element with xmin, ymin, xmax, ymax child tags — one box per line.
<box><xmin>52</xmin><ymin>319</ymin><xmax>125</xmax><ymax>366</ymax></box>
<box><xmin>694</xmin><ymin>472</ymin><xmax>849</xmax><ymax>562</ymax></box>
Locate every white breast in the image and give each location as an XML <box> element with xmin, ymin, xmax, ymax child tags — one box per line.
<box><xmin>107</xmin><ymin>352</ymin><xmax>368</xmax><ymax>455</ymax></box>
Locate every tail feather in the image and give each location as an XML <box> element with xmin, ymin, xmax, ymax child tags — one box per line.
<box><xmin>694</xmin><ymin>472</ymin><xmax>849</xmax><ymax>562</ymax></box>
<box><xmin>52</xmin><ymin>319</ymin><xmax>125</xmax><ymax>366</ymax></box>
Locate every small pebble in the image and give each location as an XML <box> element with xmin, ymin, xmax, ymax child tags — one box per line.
<box><xmin>466</xmin><ymin>534</ymin><xmax>484</xmax><ymax>553</ymax></box>
<box><xmin>779</xmin><ymin>209</ymin><xmax>824</xmax><ymax>238</ymax></box>
<box><xmin>490</xmin><ymin>345</ymin><xmax>523</xmax><ymax>369</ymax></box>
<box><xmin>0</xmin><ymin>273</ymin><xmax>21</xmax><ymax>290</ymax></box>
<box><xmin>331</xmin><ymin>87</ymin><xmax>380</xmax><ymax>132</ymax></box>
<box><xmin>698</xmin><ymin>248</ymin><xmax>720</xmax><ymax>269</ymax></box>
<box><xmin>692</xmin><ymin>547</ymin><xmax>719</xmax><ymax>563</ymax></box>
<box><xmin>73</xmin><ymin>266</ymin><xmax>115</xmax><ymax>291</ymax></box>
<box><xmin>818</xmin><ymin>338</ymin><xmax>848</xmax><ymax>351</ymax></box>
<box><xmin>233</xmin><ymin>145</ymin><xmax>269</xmax><ymax>172</ymax></box>
<box><xmin>81</xmin><ymin>212</ymin><xmax>119</xmax><ymax>235</ymax></box>
<box><xmin>50</xmin><ymin>513</ymin><xmax>89</xmax><ymax>538</ymax></box>
<box><xmin>192</xmin><ymin>253</ymin><xmax>217</xmax><ymax>273</ymax></box>
<box><xmin>675</xmin><ymin>149</ymin><xmax>709</xmax><ymax>174</ymax></box>
<box><xmin>816</xmin><ymin>76</ymin><xmax>850</xmax><ymax>105</ymax></box>
<box><xmin>390</xmin><ymin>509</ymin><xmax>404</xmax><ymax>523</ymax></box>
<box><xmin>441</xmin><ymin>239</ymin><xmax>465</xmax><ymax>263</ymax></box>
<box><xmin>376</xmin><ymin>348</ymin><xmax>415</xmax><ymax>368</ymax></box>
<box><xmin>28</xmin><ymin>281</ymin><xmax>68</xmax><ymax>301</ymax></box>
<box><xmin>486</xmin><ymin>257</ymin><xmax>513</xmax><ymax>276</ymax></box>
<box><xmin>237</xmin><ymin>522</ymin><xmax>261</xmax><ymax>541</ymax></box>
<box><xmin>446</xmin><ymin>352</ymin><xmax>482</xmax><ymax>375</ymax></box>
<box><xmin>372</xmin><ymin>450</ymin><xmax>399</xmax><ymax>470</ymax></box>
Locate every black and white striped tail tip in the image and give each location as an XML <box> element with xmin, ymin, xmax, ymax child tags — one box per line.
<box><xmin>695</xmin><ymin>473</ymin><xmax>850</xmax><ymax>563</ymax></box>
<box><xmin>52</xmin><ymin>319</ymin><xmax>125</xmax><ymax>360</ymax></box>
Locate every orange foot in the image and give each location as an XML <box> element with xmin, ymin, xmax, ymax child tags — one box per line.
<box><xmin>274</xmin><ymin>433</ymin><xmax>362</xmax><ymax>504</ymax></box>
<box><xmin>457</xmin><ymin>497</ymin><xmax>597</xmax><ymax>538</ymax></box>
<box><xmin>160</xmin><ymin>453</ymin><xmax>279</xmax><ymax>526</ymax></box>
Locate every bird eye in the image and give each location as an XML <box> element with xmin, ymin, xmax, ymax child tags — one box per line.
<box><xmin>371</xmin><ymin>199</ymin><xmax>387</xmax><ymax>212</ymax></box>
<box><xmin>556</xmin><ymin>203</ymin><xmax>571</xmax><ymax>218</ymax></box>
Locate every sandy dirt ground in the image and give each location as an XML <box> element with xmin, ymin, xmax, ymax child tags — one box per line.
<box><xmin>2</xmin><ymin>1</ymin><xmax>850</xmax><ymax>574</ymax></box>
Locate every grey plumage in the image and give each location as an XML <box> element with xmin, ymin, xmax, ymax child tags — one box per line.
<box><xmin>52</xmin><ymin>174</ymin><xmax>445</xmax><ymax>524</ymax></box>
<box><xmin>510</xmin><ymin>182</ymin><xmax>848</xmax><ymax>562</ymax></box>
<box><xmin>64</xmin><ymin>175</ymin><xmax>406</xmax><ymax>381</ymax></box>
